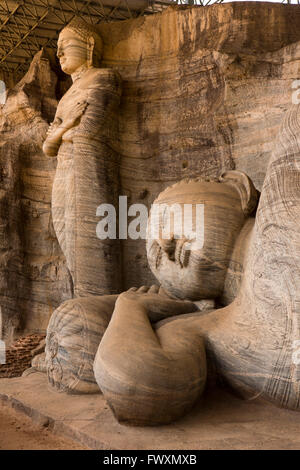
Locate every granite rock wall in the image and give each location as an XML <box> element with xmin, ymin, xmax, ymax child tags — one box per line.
<box><xmin>99</xmin><ymin>3</ymin><xmax>300</xmax><ymax>288</ymax></box>
<box><xmin>2</xmin><ymin>3</ymin><xmax>300</xmax><ymax>334</ymax></box>
<box><xmin>0</xmin><ymin>49</ymin><xmax>72</xmax><ymax>338</ymax></box>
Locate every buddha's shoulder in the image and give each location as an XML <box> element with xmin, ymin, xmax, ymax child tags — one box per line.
<box><xmin>82</xmin><ymin>67</ymin><xmax>122</xmax><ymax>89</ymax></box>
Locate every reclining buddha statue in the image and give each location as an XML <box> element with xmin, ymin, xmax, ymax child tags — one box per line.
<box><xmin>92</xmin><ymin>99</ymin><xmax>300</xmax><ymax>423</ymax></box>
<box><xmin>40</xmin><ymin>17</ymin><xmax>300</xmax><ymax>426</ymax></box>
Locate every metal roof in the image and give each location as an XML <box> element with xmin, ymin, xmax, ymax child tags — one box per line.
<box><xmin>0</xmin><ymin>0</ymin><xmax>175</xmax><ymax>83</ymax></box>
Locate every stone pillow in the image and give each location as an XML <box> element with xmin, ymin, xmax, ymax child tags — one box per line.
<box><xmin>45</xmin><ymin>295</ymin><xmax>117</xmax><ymax>394</ymax></box>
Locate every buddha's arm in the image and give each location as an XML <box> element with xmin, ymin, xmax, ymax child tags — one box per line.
<box><xmin>93</xmin><ymin>287</ymin><xmax>206</xmax><ymax>426</ymax></box>
<box><xmin>43</xmin><ymin>101</ymin><xmax>87</xmax><ymax>157</ymax></box>
<box><xmin>73</xmin><ymin>70</ymin><xmax>122</xmax><ymax>144</ymax></box>
<box><xmin>43</xmin><ymin>123</ymin><xmax>65</xmax><ymax>157</ymax></box>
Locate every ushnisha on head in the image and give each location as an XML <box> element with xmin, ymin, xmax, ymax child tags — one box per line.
<box><xmin>57</xmin><ymin>17</ymin><xmax>103</xmax><ymax>75</ymax></box>
<box><xmin>146</xmin><ymin>170</ymin><xmax>259</xmax><ymax>301</ymax></box>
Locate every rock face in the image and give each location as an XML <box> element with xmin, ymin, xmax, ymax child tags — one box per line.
<box><xmin>0</xmin><ymin>50</ymin><xmax>72</xmax><ymax>338</ymax></box>
<box><xmin>93</xmin><ymin>94</ymin><xmax>300</xmax><ymax>424</ymax></box>
<box><xmin>98</xmin><ymin>2</ymin><xmax>300</xmax><ymax>289</ymax></box>
<box><xmin>2</xmin><ymin>3</ymin><xmax>300</xmax><ymax>335</ymax></box>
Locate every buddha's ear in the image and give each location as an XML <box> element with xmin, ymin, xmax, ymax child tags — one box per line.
<box><xmin>219</xmin><ymin>170</ymin><xmax>259</xmax><ymax>216</ymax></box>
<box><xmin>87</xmin><ymin>36</ymin><xmax>95</xmax><ymax>66</ymax></box>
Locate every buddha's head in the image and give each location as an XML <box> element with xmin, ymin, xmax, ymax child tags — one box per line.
<box><xmin>146</xmin><ymin>171</ymin><xmax>259</xmax><ymax>301</ymax></box>
<box><xmin>57</xmin><ymin>17</ymin><xmax>103</xmax><ymax>75</ymax></box>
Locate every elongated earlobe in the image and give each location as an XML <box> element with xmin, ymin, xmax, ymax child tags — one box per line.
<box><xmin>219</xmin><ymin>170</ymin><xmax>259</xmax><ymax>216</ymax></box>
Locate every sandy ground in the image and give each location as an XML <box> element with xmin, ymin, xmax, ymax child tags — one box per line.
<box><xmin>0</xmin><ymin>402</ymin><xmax>87</xmax><ymax>450</ymax></box>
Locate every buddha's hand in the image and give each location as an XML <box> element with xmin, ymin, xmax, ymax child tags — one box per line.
<box><xmin>63</xmin><ymin>100</ymin><xmax>88</xmax><ymax>130</ymax></box>
<box><xmin>43</xmin><ymin>103</ymin><xmax>85</xmax><ymax>155</ymax></box>
<box><xmin>46</xmin><ymin>117</ymin><xmax>62</xmax><ymax>136</ymax></box>
<box><xmin>117</xmin><ymin>285</ymin><xmax>198</xmax><ymax>322</ymax></box>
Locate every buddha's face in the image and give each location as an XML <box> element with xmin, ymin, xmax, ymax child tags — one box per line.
<box><xmin>57</xmin><ymin>28</ymin><xmax>88</xmax><ymax>75</ymax></box>
<box><xmin>147</xmin><ymin>180</ymin><xmax>247</xmax><ymax>301</ymax></box>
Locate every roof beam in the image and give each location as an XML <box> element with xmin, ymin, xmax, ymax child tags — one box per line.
<box><xmin>0</xmin><ymin>0</ymin><xmax>175</xmax><ymax>79</ymax></box>
<box><xmin>0</xmin><ymin>3</ymin><xmax>20</xmax><ymax>33</ymax></box>
<box><xmin>0</xmin><ymin>7</ymin><xmax>51</xmax><ymax>65</ymax></box>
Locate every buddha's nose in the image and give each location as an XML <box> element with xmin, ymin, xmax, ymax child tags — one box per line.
<box><xmin>158</xmin><ymin>236</ymin><xmax>176</xmax><ymax>261</ymax></box>
<box><xmin>57</xmin><ymin>46</ymin><xmax>63</xmax><ymax>58</ymax></box>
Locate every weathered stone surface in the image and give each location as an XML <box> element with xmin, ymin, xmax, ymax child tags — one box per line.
<box><xmin>1</xmin><ymin>372</ymin><xmax>300</xmax><ymax>450</ymax></box>
<box><xmin>44</xmin><ymin>18</ymin><xmax>123</xmax><ymax>299</ymax></box>
<box><xmin>45</xmin><ymin>295</ymin><xmax>117</xmax><ymax>394</ymax></box>
<box><xmin>93</xmin><ymin>170</ymin><xmax>260</xmax><ymax>425</ymax></box>
<box><xmin>2</xmin><ymin>3</ymin><xmax>300</xmax><ymax>334</ymax></box>
<box><xmin>0</xmin><ymin>49</ymin><xmax>72</xmax><ymax>339</ymax></box>
<box><xmin>146</xmin><ymin>171</ymin><xmax>258</xmax><ymax>302</ymax></box>
<box><xmin>93</xmin><ymin>95</ymin><xmax>300</xmax><ymax>425</ymax></box>
<box><xmin>98</xmin><ymin>2</ymin><xmax>300</xmax><ymax>289</ymax></box>
<box><xmin>12</xmin><ymin>4</ymin><xmax>298</xmax><ymax>429</ymax></box>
